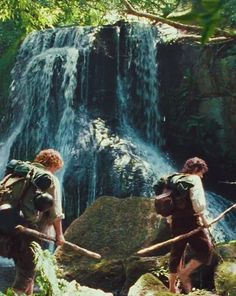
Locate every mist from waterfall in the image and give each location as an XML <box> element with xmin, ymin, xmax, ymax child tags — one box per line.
<box><xmin>0</xmin><ymin>23</ymin><xmax>235</xmax><ymax>241</ymax></box>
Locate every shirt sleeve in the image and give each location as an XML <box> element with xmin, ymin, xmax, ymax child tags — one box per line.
<box><xmin>46</xmin><ymin>174</ymin><xmax>65</xmax><ymax>222</ymax></box>
<box><xmin>189</xmin><ymin>175</ymin><xmax>206</xmax><ymax>214</ymax></box>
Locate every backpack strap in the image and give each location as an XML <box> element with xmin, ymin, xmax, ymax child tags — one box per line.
<box><xmin>16</xmin><ymin>168</ymin><xmax>35</xmax><ymax>210</ymax></box>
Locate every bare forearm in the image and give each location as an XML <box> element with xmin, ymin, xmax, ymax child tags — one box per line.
<box><xmin>53</xmin><ymin>219</ymin><xmax>65</xmax><ymax>245</ymax></box>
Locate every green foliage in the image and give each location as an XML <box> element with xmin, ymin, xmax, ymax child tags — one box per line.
<box><xmin>153</xmin><ymin>266</ymin><xmax>169</xmax><ymax>279</ymax></box>
<box><xmin>215</xmin><ymin>260</ymin><xmax>236</xmax><ymax>296</ymax></box>
<box><xmin>0</xmin><ymin>21</ymin><xmax>23</xmax><ymax>55</ymax></box>
<box><xmin>0</xmin><ymin>288</ymin><xmax>26</xmax><ymax>296</ymax></box>
<box><xmin>220</xmin><ymin>0</ymin><xmax>236</xmax><ymax>28</ymax></box>
<box><xmin>0</xmin><ymin>21</ymin><xmax>23</xmax><ymax>120</ymax></box>
<box><xmin>31</xmin><ymin>242</ymin><xmax>83</xmax><ymax>296</ymax></box>
<box><xmin>0</xmin><ymin>0</ymin><xmax>121</xmax><ymax>32</ymax></box>
<box><xmin>32</xmin><ymin>242</ymin><xmax>61</xmax><ymax>295</ymax></box>
<box><xmin>0</xmin><ymin>0</ymin><xmax>62</xmax><ymax>32</ymax></box>
<box><xmin>125</xmin><ymin>0</ymin><xmax>180</xmax><ymax>17</ymax></box>
<box><xmin>129</xmin><ymin>0</ymin><xmax>236</xmax><ymax>42</ymax></box>
<box><xmin>198</xmin><ymin>0</ymin><xmax>223</xmax><ymax>43</ymax></box>
<box><xmin>167</xmin><ymin>0</ymin><xmax>225</xmax><ymax>42</ymax></box>
<box><xmin>0</xmin><ymin>0</ymin><xmax>235</xmax><ymax>44</ymax></box>
<box><xmin>0</xmin><ymin>32</ymin><xmax>22</xmax><ymax>92</ymax></box>
<box><xmin>0</xmin><ymin>242</ymin><xmax>82</xmax><ymax>296</ymax></box>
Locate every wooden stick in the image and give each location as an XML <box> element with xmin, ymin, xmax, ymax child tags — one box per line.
<box><xmin>15</xmin><ymin>225</ymin><xmax>101</xmax><ymax>260</ymax></box>
<box><xmin>219</xmin><ymin>181</ymin><xmax>236</xmax><ymax>185</ymax></box>
<box><xmin>137</xmin><ymin>203</ymin><xmax>236</xmax><ymax>255</ymax></box>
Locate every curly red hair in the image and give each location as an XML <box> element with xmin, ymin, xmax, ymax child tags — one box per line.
<box><xmin>34</xmin><ymin>149</ymin><xmax>64</xmax><ymax>170</ymax></box>
<box><xmin>181</xmin><ymin>157</ymin><xmax>208</xmax><ymax>174</ymax></box>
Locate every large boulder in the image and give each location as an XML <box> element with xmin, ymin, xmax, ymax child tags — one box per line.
<box><xmin>128</xmin><ymin>272</ymin><xmax>217</xmax><ymax>296</ymax></box>
<box><xmin>56</xmin><ymin>196</ymin><xmax>171</xmax><ymax>294</ymax></box>
<box><xmin>56</xmin><ymin>197</ymin><xmax>236</xmax><ymax>295</ymax></box>
<box><xmin>217</xmin><ymin>240</ymin><xmax>236</xmax><ymax>260</ymax></box>
<box><xmin>77</xmin><ymin>285</ymin><xmax>113</xmax><ymax>296</ymax></box>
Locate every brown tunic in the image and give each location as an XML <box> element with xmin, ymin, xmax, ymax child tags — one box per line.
<box><xmin>169</xmin><ymin>191</ymin><xmax>213</xmax><ymax>273</ymax></box>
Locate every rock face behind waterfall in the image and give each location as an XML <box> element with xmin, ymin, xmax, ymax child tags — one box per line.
<box><xmin>158</xmin><ymin>41</ymin><xmax>236</xmax><ymax>187</ymax></box>
<box><xmin>56</xmin><ymin>196</ymin><xmax>171</xmax><ymax>295</ymax></box>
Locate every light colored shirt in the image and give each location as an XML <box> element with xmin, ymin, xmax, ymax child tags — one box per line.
<box><xmin>40</xmin><ymin>173</ymin><xmax>64</xmax><ymax>238</ymax></box>
<box><xmin>31</xmin><ymin>163</ymin><xmax>64</xmax><ymax>237</ymax></box>
<box><xmin>188</xmin><ymin>174</ymin><xmax>206</xmax><ymax>214</ymax></box>
<box><xmin>46</xmin><ymin>173</ymin><xmax>64</xmax><ymax>222</ymax></box>
<box><xmin>31</xmin><ymin>162</ymin><xmax>64</xmax><ymax>221</ymax></box>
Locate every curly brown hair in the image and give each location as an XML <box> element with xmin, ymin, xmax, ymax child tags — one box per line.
<box><xmin>34</xmin><ymin>149</ymin><xmax>64</xmax><ymax>170</ymax></box>
<box><xmin>181</xmin><ymin>157</ymin><xmax>208</xmax><ymax>174</ymax></box>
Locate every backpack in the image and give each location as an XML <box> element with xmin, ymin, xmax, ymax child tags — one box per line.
<box><xmin>153</xmin><ymin>173</ymin><xmax>194</xmax><ymax>217</ymax></box>
<box><xmin>0</xmin><ymin>160</ymin><xmax>54</xmax><ymax>235</ymax></box>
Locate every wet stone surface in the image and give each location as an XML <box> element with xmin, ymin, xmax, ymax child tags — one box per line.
<box><xmin>0</xmin><ymin>257</ymin><xmax>15</xmax><ymax>292</ymax></box>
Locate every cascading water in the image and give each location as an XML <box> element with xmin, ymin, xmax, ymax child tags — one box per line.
<box><xmin>0</xmin><ymin>23</ymin><xmax>235</xmax><ymax>241</ymax></box>
<box><xmin>115</xmin><ymin>23</ymin><xmax>236</xmax><ymax>242</ymax></box>
<box><xmin>0</xmin><ymin>26</ymin><xmax>98</xmax><ymax>203</ymax></box>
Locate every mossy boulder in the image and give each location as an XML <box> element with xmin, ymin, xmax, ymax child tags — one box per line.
<box><xmin>56</xmin><ymin>196</ymin><xmax>170</xmax><ymax>294</ymax></box>
<box><xmin>217</xmin><ymin>240</ymin><xmax>236</xmax><ymax>260</ymax></box>
<box><xmin>120</xmin><ymin>255</ymin><xmax>169</xmax><ymax>296</ymax></box>
<box><xmin>78</xmin><ymin>285</ymin><xmax>113</xmax><ymax>296</ymax></box>
<box><xmin>127</xmin><ymin>273</ymin><xmax>171</xmax><ymax>296</ymax></box>
<box><xmin>127</xmin><ymin>273</ymin><xmax>217</xmax><ymax>296</ymax></box>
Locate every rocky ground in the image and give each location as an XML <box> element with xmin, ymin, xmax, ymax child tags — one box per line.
<box><xmin>0</xmin><ymin>257</ymin><xmax>15</xmax><ymax>293</ymax></box>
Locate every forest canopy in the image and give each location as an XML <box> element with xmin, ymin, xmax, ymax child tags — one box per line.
<box><xmin>0</xmin><ymin>0</ymin><xmax>236</xmax><ymax>61</ymax></box>
<box><xmin>0</xmin><ymin>0</ymin><xmax>236</xmax><ymax>34</ymax></box>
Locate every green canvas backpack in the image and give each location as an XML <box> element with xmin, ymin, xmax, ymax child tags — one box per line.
<box><xmin>0</xmin><ymin>160</ymin><xmax>54</xmax><ymax>235</ymax></box>
<box><xmin>153</xmin><ymin>173</ymin><xmax>194</xmax><ymax>217</ymax></box>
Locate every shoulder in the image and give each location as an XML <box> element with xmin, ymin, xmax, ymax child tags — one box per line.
<box><xmin>185</xmin><ymin>174</ymin><xmax>202</xmax><ymax>186</ymax></box>
<box><xmin>31</xmin><ymin>162</ymin><xmax>56</xmax><ymax>189</ymax></box>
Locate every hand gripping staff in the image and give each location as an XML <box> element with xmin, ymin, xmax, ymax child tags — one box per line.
<box><xmin>137</xmin><ymin>203</ymin><xmax>236</xmax><ymax>256</ymax></box>
<box><xmin>15</xmin><ymin>225</ymin><xmax>101</xmax><ymax>260</ymax></box>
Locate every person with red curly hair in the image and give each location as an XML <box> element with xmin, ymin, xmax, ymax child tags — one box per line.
<box><xmin>34</xmin><ymin>149</ymin><xmax>65</xmax><ymax>246</ymax></box>
<box><xmin>0</xmin><ymin>149</ymin><xmax>65</xmax><ymax>295</ymax></box>
<box><xmin>168</xmin><ymin>157</ymin><xmax>213</xmax><ymax>294</ymax></box>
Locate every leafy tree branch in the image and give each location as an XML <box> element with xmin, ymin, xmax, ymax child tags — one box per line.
<box><xmin>122</xmin><ymin>0</ymin><xmax>236</xmax><ymax>42</ymax></box>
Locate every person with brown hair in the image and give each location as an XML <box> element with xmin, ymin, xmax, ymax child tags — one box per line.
<box><xmin>168</xmin><ymin>157</ymin><xmax>213</xmax><ymax>294</ymax></box>
<box><xmin>0</xmin><ymin>148</ymin><xmax>65</xmax><ymax>295</ymax></box>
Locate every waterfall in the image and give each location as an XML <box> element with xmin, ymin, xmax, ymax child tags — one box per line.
<box><xmin>0</xmin><ymin>27</ymin><xmax>97</xmax><ymax>178</ymax></box>
<box><xmin>115</xmin><ymin>23</ymin><xmax>236</xmax><ymax>242</ymax></box>
<box><xmin>0</xmin><ymin>23</ymin><xmax>235</xmax><ymax>241</ymax></box>
<box><xmin>117</xmin><ymin>24</ymin><xmax>161</xmax><ymax>144</ymax></box>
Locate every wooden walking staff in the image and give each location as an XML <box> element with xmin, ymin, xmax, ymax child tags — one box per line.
<box><xmin>137</xmin><ymin>203</ymin><xmax>236</xmax><ymax>256</ymax></box>
<box><xmin>15</xmin><ymin>225</ymin><xmax>102</xmax><ymax>260</ymax></box>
